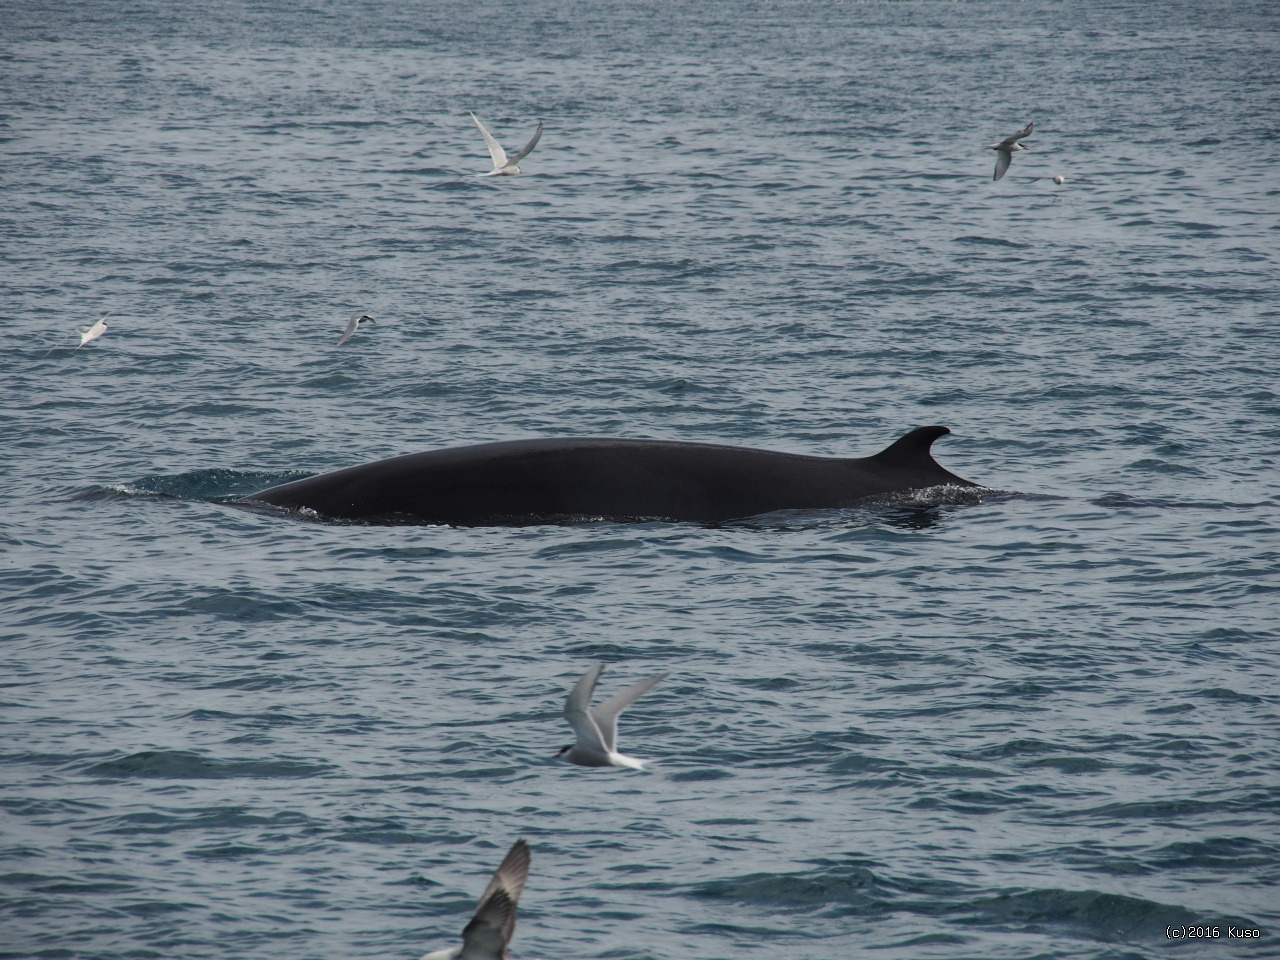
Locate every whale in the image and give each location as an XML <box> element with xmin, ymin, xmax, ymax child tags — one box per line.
<box><xmin>242</xmin><ymin>425</ymin><xmax>979</xmax><ymax>526</ymax></box>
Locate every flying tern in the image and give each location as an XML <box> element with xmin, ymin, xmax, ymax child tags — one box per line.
<box><xmin>556</xmin><ymin>663</ymin><xmax>669</xmax><ymax>770</ymax></box>
<box><xmin>470</xmin><ymin>112</ymin><xmax>543</xmax><ymax>176</ymax></box>
<box><xmin>79</xmin><ymin>315</ymin><xmax>109</xmax><ymax>347</ymax></box>
<box><xmin>42</xmin><ymin>315</ymin><xmax>110</xmax><ymax>358</ymax></box>
<box><xmin>338</xmin><ymin>313</ymin><xmax>374</xmax><ymax>346</ymax></box>
<box><xmin>990</xmin><ymin>121</ymin><xmax>1033</xmax><ymax>182</ymax></box>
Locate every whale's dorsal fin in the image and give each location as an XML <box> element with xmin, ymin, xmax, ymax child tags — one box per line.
<box><xmin>869</xmin><ymin>425</ymin><xmax>952</xmax><ymax>467</ymax></box>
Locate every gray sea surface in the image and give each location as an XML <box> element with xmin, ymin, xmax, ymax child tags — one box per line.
<box><xmin>2</xmin><ymin>1</ymin><xmax>1279</xmax><ymax>958</ymax></box>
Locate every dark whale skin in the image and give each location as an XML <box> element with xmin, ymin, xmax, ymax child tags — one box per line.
<box><xmin>244</xmin><ymin>425</ymin><xmax>978</xmax><ymax>526</ymax></box>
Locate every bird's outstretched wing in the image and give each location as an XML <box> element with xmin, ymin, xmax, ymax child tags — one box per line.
<box><xmin>590</xmin><ymin>671</ymin><xmax>669</xmax><ymax>752</ymax></box>
<box><xmin>458</xmin><ymin>888</ymin><xmax>513</xmax><ymax>958</ymax></box>
<box><xmin>470</xmin><ymin>112</ymin><xmax>508</xmax><ymax>169</ymax></box>
<box><xmin>509</xmin><ymin>123</ymin><xmax>543</xmax><ymax>166</ymax></box>
<box><xmin>564</xmin><ymin>663</ymin><xmax>609</xmax><ymax>754</ymax></box>
<box><xmin>993</xmin><ymin>149</ymin><xmax>1012</xmax><ymax>182</ymax></box>
<box><xmin>338</xmin><ymin>314</ymin><xmax>374</xmax><ymax>346</ymax></box>
<box><xmin>993</xmin><ymin>121</ymin><xmax>1034</xmax><ymax>152</ymax></box>
<box><xmin>471</xmin><ymin>840</ymin><xmax>530</xmax><ymax>946</ymax></box>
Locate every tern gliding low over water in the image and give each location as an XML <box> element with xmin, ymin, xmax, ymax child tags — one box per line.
<box><xmin>420</xmin><ymin>839</ymin><xmax>530</xmax><ymax>960</ymax></box>
<box><xmin>337</xmin><ymin>313</ymin><xmax>374</xmax><ymax>346</ymax></box>
<box><xmin>469</xmin><ymin>112</ymin><xmax>543</xmax><ymax>176</ymax></box>
<box><xmin>990</xmin><ymin>121</ymin><xmax>1033</xmax><ymax>181</ymax></box>
<box><xmin>77</xmin><ymin>315</ymin><xmax>109</xmax><ymax>347</ymax></box>
<box><xmin>337</xmin><ymin>312</ymin><xmax>373</xmax><ymax>345</ymax></box>
<box><xmin>41</xmin><ymin>315</ymin><xmax>110</xmax><ymax>359</ymax></box>
<box><xmin>557</xmin><ymin>663</ymin><xmax>670</xmax><ymax>770</ymax></box>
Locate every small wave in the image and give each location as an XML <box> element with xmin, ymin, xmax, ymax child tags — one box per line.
<box><xmin>1051</xmin><ymin>797</ymin><xmax>1228</xmax><ymax>822</ymax></box>
<box><xmin>179</xmin><ymin>708</ymin><xmax>306</xmax><ymax>726</ymax></box>
<box><xmin>696</xmin><ymin>865</ymin><xmax>1261</xmax><ymax>945</ymax></box>
<box><xmin>1092</xmin><ymin>492</ymin><xmax>1268</xmax><ymax>510</ymax></box>
<box><xmin>102</xmin><ymin>808</ymin><xmax>313</xmax><ymax>837</ymax></box>
<box><xmin>953</xmin><ymin>235</ymin><xmax>1029</xmax><ymax>249</ymax></box>
<box><xmin>186</xmin><ymin>844</ymin><xmax>264</xmax><ymax>861</ymax></box>
<box><xmin>950</xmin><ymin>887</ymin><xmax>1256</xmax><ymax>943</ymax></box>
<box><xmin>729</xmin><ymin>486</ymin><xmax>999</xmax><ymax>532</ymax></box>
<box><xmin>75</xmin><ymin>469</ymin><xmax>310</xmax><ymax>504</ymax></box>
<box><xmin>1195</xmin><ymin>686</ymin><xmax>1264</xmax><ymax>704</ymax></box>
<box><xmin>693</xmin><ymin>864</ymin><xmax>884</xmax><ymax>909</ymax></box>
<box><xmin>1124</xmin><ymin>457</ymin><xmax>1206</xmax><ymax>476</ymax></box>
<box><xmin>668</xmin><ymin>768</ymin><xmax>734</xmax><ymax>783</ymax></box>
<box><xmin>72</xmin><ymin>483</ymin><xmax>155</xmax><ymax>503</ymax></box>
<box><xmin>84</xmin><ymin>750</ymin><xmax>331</xmax><ymax>781</ymax></box>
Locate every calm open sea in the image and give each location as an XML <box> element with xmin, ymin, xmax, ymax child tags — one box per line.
<box><xmin>2</xmin><ymin>1</ymin><xmax>1278</xmax><ymax>958</ymax></box>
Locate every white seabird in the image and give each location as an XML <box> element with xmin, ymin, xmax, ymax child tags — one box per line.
<box><xmin>470</xmin><ymin>112</ymin><xmax>543</xmax><ymax>176</ymax></box>
<box><xmin>39</xmin><ymin>314</ymin><xmax>110</xmax><ymax>359</ymax></box>
<box><xmin>556</xmin><ymin>662</ymin><xmax>670</xmax><ymax>770</ymax></box>
<box><xmin>79</xmin><ymin>315</ymin><xmax>109</xmax><ymax>347</ymax></box>
<box><xmin>421</xmin><ymin>839</ymin><xmax>531</xmax><ymax>960</ymax></box>
<box><xmin>990</xmin><ymin>121</ymin><xmax>1033</xmax><ymax>181</ymax></box>
<box><xmin>337</xmin><ymin>313</ymin><xmax>375</xmax><ymax>346</ymax></box>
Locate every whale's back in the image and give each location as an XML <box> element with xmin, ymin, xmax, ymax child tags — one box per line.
<box><xmin>245</xmin><ymin>428</ymin><xmax>975</xmax><ymax>525</ymax></box>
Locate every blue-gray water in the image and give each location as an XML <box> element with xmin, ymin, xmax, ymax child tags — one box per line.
<box><xmin>2</xmin><ymin>1</ymin><xmax>1278</xmax><ymax>958</ymax></box>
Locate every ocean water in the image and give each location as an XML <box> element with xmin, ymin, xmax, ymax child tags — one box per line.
<box><xmin>2</xmin><ymin>1</ymin><xmax>1279</xmax><ymax>958</ymax></box>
